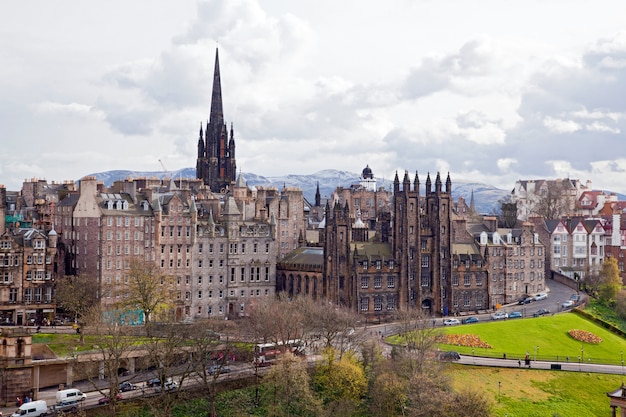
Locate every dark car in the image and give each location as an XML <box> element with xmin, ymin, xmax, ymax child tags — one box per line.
<box><xmin>461</xmin><ymin>316</ymin><xmax>479</xmax><ymax>324</ymax></box>
<box><xmin>533</xmin><ymin>308</ymin><xmax>550</xmax><ymax>317</ymax></box>
<box><xmin>146</xmin><ymin>378</ymin><xmax>161</xmax><ymax>387</ymax></box>
<box><xmin>518</xmin><ymin>297</ymin><xmax>532</xmax><ymax>305</ymax></box>
<box><xmin>438</xmin><ymin>351</ymin><xmax>461</xmax><ymax>361</ymax></box>
<box><xmin>118</xmin><ymin>381</ymin><xmax>138</xmax><ymax>392</ymax></box>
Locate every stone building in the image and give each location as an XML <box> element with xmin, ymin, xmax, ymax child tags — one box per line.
<box><xmin>278</xmin><ymin>170</ymin><xmax>453</xmax><ymax>320</ymax></box>
<box><xmin>472</xmin><ymin>220</ymin><xmax>546</xmax><ymax>306</ymax></box>
<box><xmin>192</xmin><ymin>194</ymin><xmax>277</xmax><ymax>320</ymax></box>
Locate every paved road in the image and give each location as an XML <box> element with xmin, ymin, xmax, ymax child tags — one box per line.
<box><xmin>459</xmin><ymin>354</ymin><xmax>626</xmax><ymax>375</ymax></box>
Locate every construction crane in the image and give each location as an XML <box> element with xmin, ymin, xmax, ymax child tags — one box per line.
<box><xmin>158</xmin><ymin>159</ymin><xmax>169</xmax><ymax>178</ymax></box>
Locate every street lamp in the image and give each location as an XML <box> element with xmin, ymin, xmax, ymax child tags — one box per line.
<box><xmin>534</xmin><ymin>346</ymin><xmax>539</xmax><ymax>362</ymax></box>
<box><xmin>621</xmin><ymin>351</ymin><xmax>624</xmax><ymax>375</ymax></box>
<box><xmin>498</xmin><ymin>381</ymin><xmax>501</xmax><ymax>403</ymax></box>
<box><xmin>581</xmin><ymin>345</ymin><xmax>584</xmax><ymax>364</ymax></box>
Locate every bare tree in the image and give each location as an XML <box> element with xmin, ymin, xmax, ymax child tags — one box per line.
<box><xmin>71</xmin><ymin>307</ymin><xmax>137</xmax><ymax>416</ymax></box>
<box><xmin>115</xmin><ymin>259</ymin><xmax>176</xmax><ymax>337</ymax></box>
<box><xmin>530</xmin><ymin>180</ymin><xmax>575</xmax><ymax>220</ymax></box>
<box><xmin>394</xmin><ymin>309</ymin><xmax>442</xmax><ymax>373</ymax></box>
<box><xmin>54</xmin><ymin>274</ymin><xmax>99</xmax><ymax>343</ymax></box>
<box><xmin>187</xmin><ymin>319</ymin><xmax>236</xmax><ymax>417</ymax></box>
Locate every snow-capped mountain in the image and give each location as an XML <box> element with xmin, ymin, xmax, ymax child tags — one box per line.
<box><xmin>87</xmin><ymin>168</ymin><xmax>510</xmax><ymax>215</ymax></box>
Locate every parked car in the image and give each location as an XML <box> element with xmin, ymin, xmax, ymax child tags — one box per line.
<box><xmin>533</xmin><ymin>292</ymin><xmax>548</xmax><ymax>301</ymax></box>
<box><xmin>209</xmin><ymin>365</ymin><xmax>232</xmax><ymax>375</ymax></box>
<box><xmin>561</xmin><ymin>300</ymin><xmax>575</xmax><ymax>309</ymax></box>
<box><xmin>461</xmin><ymin>316</ymin><xmax>479</xmax><ymax>324</ymax></box>
<box><xmin>533</xmin><ymin>308</ymin><xmax>550</xmax><ymax>317</ymax></box>
<box><xmin>98</xmin><ymin>394</ymin><xmax>123</xmax><ymax>405</ymax></box>
<box><xmin>118</xmin><ymin>381</ymin><xmax>138</xmax><ymax>392</ymax></box>
<box><xmin>438</xmin><ymin>351</ymin><xmax>461</xmax><ymax>361</ymax></box>
<box><xmin>491</xmin><ymin>311</ymin><xmax>508</xmax><ymax>320</ymax></box>
<box><xmin>570</xmin><ymin>293</ymin><xmax>580</xmax><ymax>301</ymax></box>
<box><xmin>508</xmin><ymin>311</ymin><xmax>522</xmax><ymax>319</ymax></box>
<box><xmin>443</xmin><ymin>318</ymin><xmax>460</xmax><ymax>326</ymax></box>
<box><xmin>518</xmin><ymin>297</ymin><xmax>533</xmax><ymax>305</ymax></box>
<box><xmin>146</xmin><ymin>378</ymin><xmax>162</xmax><ymax>387</ymax></box>
<box><xmin>161</xmin><ymin>381</ymin><xmax>178</xmax><ymax>392</ymax></box>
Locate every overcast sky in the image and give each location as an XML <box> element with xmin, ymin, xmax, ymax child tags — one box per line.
<box><xmin>2</xmin><ymin>0</ymin><xmax>626</xmax><ymax>194</ymax></box>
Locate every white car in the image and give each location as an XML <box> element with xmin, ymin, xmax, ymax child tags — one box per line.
<box><xmin>533</xmin><ymin>292</ymin><xmax>548</xmax><ymax>301</ymax></box>
<box><xmin>443</xmin><ymin>318</ymin><xmax>460</xmax><ymax>326</ymax></box>
<box><xmin>561</xmin><ymin>300</ymin><xmax>575</xmax><ymax>309</ymax></box>
<box><xmin>491</xmin><ymin>311</ymin><xmax>508</xmax><ymax>320</ymax></box>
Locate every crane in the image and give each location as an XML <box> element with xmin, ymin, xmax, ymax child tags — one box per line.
<box><xmin>158</xmin><ymin>159</ymin><xmax>168</xmax><ymax>178</ymax></box>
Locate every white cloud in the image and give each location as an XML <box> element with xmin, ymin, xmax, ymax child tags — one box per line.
<box><xmin>542</xmin><ymin>117</ymin><xmax>581</xmax><ymax>133</ymax></box>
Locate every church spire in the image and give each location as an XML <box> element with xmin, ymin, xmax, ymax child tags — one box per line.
<box><xmin>209</xmin><ymin>48</ymin><xmax>224</xmax><ymax>127</ymax></box>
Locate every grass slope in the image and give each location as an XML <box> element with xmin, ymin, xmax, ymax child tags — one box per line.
<box><xmin>436</xmin><ymin>312</ymin><xmax>626</xmax><ymax>364</ymax></box>
<box><xmin>450</xmin><ymin>365</ymin><xmax>624</xmax><ymax>417</ymax></box>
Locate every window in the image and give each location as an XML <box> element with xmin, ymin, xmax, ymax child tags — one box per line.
<box><xmin>421</xmin><ymin>256</ymin><xmax>429</xmax><ymax>268</ymax></box>
<box><xmin>464</xmin><ymin>293</ymin><xmax>471</xmax><ymax>307</ymax></box>
<box><xmin>386</xmin><ymin>296</ymin><xmax>395</xmax><ymax>310</ymax></box>
<box><xmin>464</xmin><ymin>274</ymin><xmax>470</xmax><ymax>286</ymax></box>
<box><xmin>361</xmin><ymin>277</ymin><xmax>369</xmax><ymax>289</ymax></box>
<box><xmin>374</xmin><ymin>298</ymin><xmax>382</xmax><ymax>311</ymax></box>
<box><xmin>387</xmin><ymin>276</ymin><xmax>395</xmax><ymax>288</ymax></box>
<box><xmin>360</xmin><ymin>298</ymin><xmax>369</xmax><ymax>311</ymax></box>
<box><xmin>374</xmin><ymin>275</ymin><xmax>382</xmax><ymax>288</ymax></box>
<box><xmin>421</xmin><ymin>273</ymin><xmax>429</xmax><ymax>288</ymax></box>
<box><xmin>452</xmin><ymin>274</ymin><xmax>459</xmax><ymax>286</ymax></box>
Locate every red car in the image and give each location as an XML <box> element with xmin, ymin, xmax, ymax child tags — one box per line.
<box><xmin>98</xmin><ymin>394</ymin><xmax>123</xmax><ymax>404</ymax></box>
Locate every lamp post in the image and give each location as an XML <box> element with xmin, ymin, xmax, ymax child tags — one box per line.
<box><xmin>621</xmin><ymin>351</ymin><xmax>624</xmax><ymax>375</ymax></box>
<box><xmin>534</xmin><ymin>346</ymin><xmax>539</xmax><ymax>362</ymax></box>
<box><xmin>581</xmin><ymin>345</ymin><xmax>584</xmax><ymax>364</ymax></box>
<box><xmin>498</xmin><ymin>381</ymin><xmax>501</xmax><ymax>403</ymax></box>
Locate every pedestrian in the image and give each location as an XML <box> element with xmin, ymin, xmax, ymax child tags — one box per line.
<box><xmin>518</xmin><ymin>359</ymin><xmax>521</xmax><ymax>367</ymax></box>
<box><xmin>16</xmin><ymin>396</ymin><xmax>21</xmax><ymax>407</ymax></box>
<box><xmin>25</xmin><ymin>396</ymin><xmax>30</xmax><ymax>403</ymax></box>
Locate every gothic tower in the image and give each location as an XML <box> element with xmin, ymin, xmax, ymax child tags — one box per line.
<box><xmin>196</xmin><ymin>48</ymin><xmax>237</xmax><ymax>193</ymax></box>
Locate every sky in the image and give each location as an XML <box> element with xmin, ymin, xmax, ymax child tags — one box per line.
<box><xmin>2</xmin><ymin>0</ymin><xmax>626</xmax><ymax>194</ymax></box>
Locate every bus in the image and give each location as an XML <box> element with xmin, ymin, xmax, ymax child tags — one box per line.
<box><xmin>254</xmin><ymin>339</ymin><xmax>304</xmax><ymax>365</ymax></box>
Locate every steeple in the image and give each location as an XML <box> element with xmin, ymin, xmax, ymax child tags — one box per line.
<box><xmin>196</xmin><ymin>47</ymin><xmax>237</xmax><ymax>193</ymax></box>
<box><xmin>315</xmin><ymin>182</ymin><xmax>321</xmax><ymax>207</ymax></box>
<box><xmin>209</xmin><ymin>48</ymin><xmax>223</xmax><ymax>127</ymax></box>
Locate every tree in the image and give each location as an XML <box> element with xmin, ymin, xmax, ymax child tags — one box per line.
<box><xmin>597</xmin><ymin>257</ymin><xmax>622</xmax><ymax>303</ymax></box>
<box><xmin>54</xmin><ymin>274</ymin><xmax>99</xmax><ymax>343</ymax></box>
<box><xmin>529</xmin><ymin>180</ymin><xmax>575</xmax><ymax>220</ymax></box>
<box><xmin>187</xmin><ymin>319</ymin><xmax>237</xmax><ymax>417</ymax></box>
<box><xmin>394</xmin><ymin>309</ymin><xmax>442</xmax><ymax>373</ymax></box>
<box><xmin>115</xmin><ymin>259</ymin><xmax>176</xmax><ymax>337</ymax></box>
<box><xmin>313</xmin><ymin>348</ymin><xmax>367</xmax><ymax>416</ymax></box>
<box><xmin>260</xmin><ymin>352</ymin><xmax>322</xmax><ymax>417</ymax></box>
<box><xmin>445</xmin><ymin>388</ymin><xmax>493</xmax><ymax>417</ymax></box>
<box><xmin>71</xmin><ymin>306</ymin><xmax>137</xmax><ymax>416</ymax></box>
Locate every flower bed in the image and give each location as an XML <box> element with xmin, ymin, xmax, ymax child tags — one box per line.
<box><xmin>568</xmin><ymin>329</ymin><xmax>602</xmax><ymax>344</ymax></box>
<box><xmin>443</xmin><ymin>334</ymin><xmax>492</xmax><ymax>349</ymax></box>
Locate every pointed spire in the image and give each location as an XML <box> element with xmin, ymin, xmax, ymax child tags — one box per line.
<box><xmin>425</xmin><ymin>172</ymin><xmax>432</xmax><ymax>194</ymax></box>
<box><xmin>414</xmin><ymin>171</ymin><xmax>420</xmax><ymax>192</ymax></box>
<box><xmin>315</xmin><ymin>182</ymin><xmax>321</xmax><ymax>207</ymax></box>
<box><xmin>209</xmin><ymin>48</ymin><xmax>224</xmax><ymax>127</ymax></box>
<box><xmin>393</xmin><ymin>171</ymin><xmax>400</xmax><ymax>193</ymax></box>
<box><xmin>435</xmin><ymin>172</ymin><xmax>442</xmax><ymax>193</ymax></box>
<box><xmin>446</xmin><ymin>172</ymin><xmax>452</xmax><ymax>193</ymax></box>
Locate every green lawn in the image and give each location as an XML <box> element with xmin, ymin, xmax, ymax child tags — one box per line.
<box><xmin>450</xmin><ymin>365</ymin><xmax>624</xmax><ymax>417</ymax></box>
<box><xmin>437</xmin><ymin>312</ymin><xmax>626</xmax><ymax>364</ymax></box>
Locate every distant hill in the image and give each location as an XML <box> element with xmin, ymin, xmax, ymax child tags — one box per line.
<box><xmin>87</xmin><ymin>168</ymin><xmax>511</xmax><ymax>215</ymax></box>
